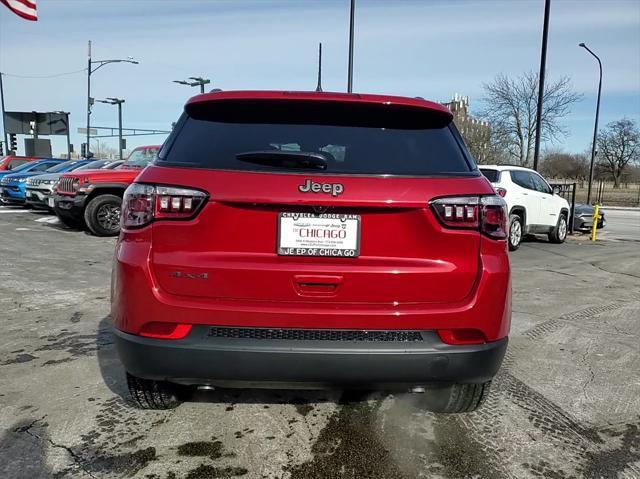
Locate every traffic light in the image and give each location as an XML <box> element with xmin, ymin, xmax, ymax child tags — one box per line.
<box><xmin>81</xmin><ymin>143</ymin><xmax>87</xmax><ymax>158</ymax></box>
<box><xmin>9</xmin><ymin>134</ymin><xmax>17</xmax><ymax>152</ymax></box>
<box><xmin>0</xmin><ymin>141</ymin><xmax>4</xmax><ymax>156</ymax></box>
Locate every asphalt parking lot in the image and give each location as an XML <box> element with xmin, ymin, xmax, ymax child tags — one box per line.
<box><xmin>0</xmin><ymin>207</ymin><xmax>639</xmax><ymax>479</ymax></box>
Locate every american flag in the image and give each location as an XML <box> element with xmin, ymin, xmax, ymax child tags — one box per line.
<box><xmin>1</xmin><ymin>0</ymin><xmax>37</xmax><ymax>21</ymax></box>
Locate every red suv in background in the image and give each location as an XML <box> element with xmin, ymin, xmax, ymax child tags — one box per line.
<box><xmin>53</xmin><ymin>145</ymin><xmax>160</xmax><ymax>235</ymax></box>
<box><xmin>112</xmin><ymin>91</ymin><xmax>510</xmax><ymax>413</ymax></box>
<box><xmin>0</xmin><ymin>155</ymin><xmax>40</xmax><ymax>171</ymax></box>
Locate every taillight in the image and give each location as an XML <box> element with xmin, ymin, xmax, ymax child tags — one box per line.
<box><xmin>121</xmin><ymin>183</ymin><xmax>207</xmax><ymax>229</ymax></box>
<box><xmin>430</xmin><ymin>196</ymin><xmax>479</xmax><ymax>229</ymax></box>
<box><xmin>480</xmin><ymin>195</ymin><xmax>507</xmax><ymax>239</ymax></box>
<box><xmin>430</xmin><ymin>195</ymin><xmax>507</xmax><ymax>240</ymax></box>
<box><xmin>495</xmin><ymin>187</ymin><xmax>507</xmax><ymax>198</ymax></box>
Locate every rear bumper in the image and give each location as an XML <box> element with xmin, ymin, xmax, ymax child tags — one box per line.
<box><xmin>115</xmin><ymin>326</ymin><xmax>508</xmax><ymax>388</ymax></box>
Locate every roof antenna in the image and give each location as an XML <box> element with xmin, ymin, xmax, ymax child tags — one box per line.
<box><xmin>315</xmin><ymin>42</ymin><xmax>323</xmax><ymax>92</ymax></box>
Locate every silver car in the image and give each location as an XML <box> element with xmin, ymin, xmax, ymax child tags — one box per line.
<box><xmin>25</xmin><ymin>159</ymin><xmax>118</xmax><ymax>210</ymax></box>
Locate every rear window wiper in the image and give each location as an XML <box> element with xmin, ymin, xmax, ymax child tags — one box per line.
<box><xmin>235</xmin><ymin>151</ymin><xmax>328</xmax><ymax>170</ymax></box>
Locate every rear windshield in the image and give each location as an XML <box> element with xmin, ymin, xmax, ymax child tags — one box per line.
<box><xmin>479</xmin><ymin>168</ymin><xmax>500</xmax><ymax>182</ymax></box>
<box><xmin>158</xmin><ymin>100</ymin><xmax>475</xmax><ymax>176</ymax></box>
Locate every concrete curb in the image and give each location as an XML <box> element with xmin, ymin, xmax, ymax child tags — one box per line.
<box><xmin>599</xmin><ymin>206</ymin><xmax>640</xmax><ymax>211</ymax></box>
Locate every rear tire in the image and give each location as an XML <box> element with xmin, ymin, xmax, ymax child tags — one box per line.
<box><xmin>548</xmin><ymin>213</ymin><xmax>568</xmax><ymax>244</ymax></box>
<box><xmin>126</xmin><ymin>373</ymin><xmax>183</xmax><ymax>410</ymax></box>
<box><xmin>508</xmin><ymin>214</ymin><xmax>523</xmax><ymax>251</ymax></box>
<box><xmin>84</xmin><ymin>194</ymin><xmax>122</xmax><ymax>237</ymax></box>
<box><xmin>421</xmin><ymin>382</ymin><xmax>491</xmax><ymax>413</ymax></box>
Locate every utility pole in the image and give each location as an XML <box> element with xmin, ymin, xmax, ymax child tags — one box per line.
<box><xmin>579</xmin><ymin>42</ymin><xmax>603</xmax><ymax>205</ymax></box>
<box><xmin>533</xmin><ymin>0</ymin><xmax>551</xmax><ymax>171</ymax></box>
<box><xmin>97</xmin><ymin>98</ymin><xmax>125</xmax><ymax>160</ymax></box>
<box><xmin>347</xmin><ymin>0</ymin><xmax>355</xmax><ymax>93</ymax></box>
<box><xmin>173</xmin><ymin>77</ymin><xmax>210</xmax><ymax>94</ymax></box>
<box><xmin>0</xmin><ymin>72</ymin><xmax>8</xmax><ymax>153</ymax></box>
<box><xmin>86</xmin><ymin>40</ymin><xmax>92</xmax><ymax>159</ymax></box>
<box><xmin>86</xmin><ymin>40</ymin><xmax>138</xmax><ymax>158</ymax></box>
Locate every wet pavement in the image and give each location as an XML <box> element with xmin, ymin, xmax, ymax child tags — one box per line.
<box><xmin>1</xmin><ymin>207</ymin><xmax>639</xmax><ymax>478</ymax></box>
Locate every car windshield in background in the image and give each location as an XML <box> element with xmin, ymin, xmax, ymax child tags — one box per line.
<box><xmin>8</xmin><ymin>162</ymin><xmax>37</xmax><ymax>173</ymax></box>
<box><xmin>103</xmin><ymin>160</ymin><xmax>124</xmax><ymax>169</ymax></box>
<box><xmin>479</xmin><ymin>168</ymin><xmax>500</xmax><ymax>182</ymax></box>
<box><xmin>159</xmin><ymin>102</ymin><xmax>474</xmax><ymax>176</ymax></box>
<box><xmin>45</xmin><ymin>161</ymin><xmax>79</xmax><ymax>173</ymax></box>
<box><xmin>76</xmin><ymin>160</ymin><xmax>109</xmax><ymax>170</ymax></box>
<box><xmin>124</xmin><ymin>148</ymin><xmax>159</xmax><ymax>168</ymax></box>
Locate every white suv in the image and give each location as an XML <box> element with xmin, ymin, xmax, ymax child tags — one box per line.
<box><xmin>479</xmin><ymin>165</ymin><xmax>570</xmax><ymax>251</ymax></box>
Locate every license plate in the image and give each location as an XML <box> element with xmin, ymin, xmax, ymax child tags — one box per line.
<box><xmin>278</xmin><ymin>212</ymin><xmax>360</xmax><ymax>257</ymax></box>
<box><xmin>48</xmin><ymin>197</ymin><xmax>55</xmax><ymax>208</ymax></box>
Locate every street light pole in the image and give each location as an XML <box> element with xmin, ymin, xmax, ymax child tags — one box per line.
<box><xmin>533</xmin><ymin>0</ymin><xmax>551</xmax><ymax>171</ymax></box>
<box><xmin>0</xmin><ymin>72</ymin><xmax>8</xmax><ymax>153</ymax></box>
<box><xmin>86</xmin><ymin>41</ymin><xmax>92</xmax><ymax>159</ymax></box>
<box><xmin>117</xmin><ymin>101</ymin><xmax>123</xmax><ymax>160</ymax></box>
<box><xmin>96</xmin><ymin>98</ymin><xmax>125</xmax><ymax>160</ymax></box>
<box><xmin>173</xmin><ymin>77</ymin><xmax>211</xmax><ymax>94</ymax></box>
<box><xmin>579</xmin><ymin>42</ymin><xmax>603</xmax><ymax>205</ymax></box>
<box><xmin>86</xmin><ymin>40</ymin><xmax>138</xmax><ymax>158</ymax></box>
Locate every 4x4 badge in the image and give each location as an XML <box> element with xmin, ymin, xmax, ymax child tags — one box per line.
<box><xmin>298</xmin><ymin>179</ymin><xmax>344</xmax><ymax>197</ymax></box>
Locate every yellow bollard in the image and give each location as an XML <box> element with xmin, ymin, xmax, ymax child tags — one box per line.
<box><xmin>590</xmin><ymin>204</ymin><xmax>601</xmax><ymax>241</ymax></box>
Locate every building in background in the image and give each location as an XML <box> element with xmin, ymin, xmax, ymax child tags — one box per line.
<box><xmin>442</xmin><ymin>94</ymin><xmax>491</xmax><ymax>163</ymax></box>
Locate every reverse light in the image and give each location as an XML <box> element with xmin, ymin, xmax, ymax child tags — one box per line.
<box><xmin>139</xmin><ymin>322</ymin><xmax>192</xmax><ymax>339</ymax></box>
<box><xmin>430</xmin><ymin>195</ymin><xmax>507</xmax><ymax>239</ymax></box>
<box><xmin>122</xmin><ymin>183</ymin><xmax>208</xmax><ymax>228</ymax></box>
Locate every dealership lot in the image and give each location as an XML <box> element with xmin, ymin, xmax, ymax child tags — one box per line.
<box><xmin>0</xmin><ymin>207</ymin><xmax>638</xmax><ymax>479</ymax></box>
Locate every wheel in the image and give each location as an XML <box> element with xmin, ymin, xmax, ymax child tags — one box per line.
<box><xmin>84</xmin><ymin>194</ymin><xmax>122</xmax><ymax>236</ymax></box>
<box><xmin>57</xmin><ymin>214</ymin><xmax>84</xmax><ymax>230</ymax></box>
<box><xmin>548</xmin><ymin>213</ymin><xmax>568</xmax><ymax>244</ymax></box>
<box><xmin>421</xmin><ymin>382</ymin><xmax>492</xmax><ymax>413</ymax></box>
<box><xmin>126</xmin><ymin>372</ymin><xmax>183</xmax><ymax>410</ymax></box>
<box><xmin>508</xmin><ymin>214</ymin><xmax>523</xmax><ymax>251</ymax></box>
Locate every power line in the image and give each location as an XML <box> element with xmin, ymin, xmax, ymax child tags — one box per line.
<box><xmin>0</xmin><ymin>68</ymin><xmax>87</xmax><ymax>79</ymax></box>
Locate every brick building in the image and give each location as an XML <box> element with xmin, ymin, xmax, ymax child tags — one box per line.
<box><xmin>442</xmin><ymin>94</ymin><xmax>491</xmax><ymax>162</ymax></box>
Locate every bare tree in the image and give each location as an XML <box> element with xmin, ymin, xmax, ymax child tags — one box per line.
<box><xmin>540</xmin><ymin>150</ymin><xmax>588</xmax><ymax>179</ymax></box>
<box><xmin>461</xmin><ymin>126</ymin><xmax>491</xmax><ymax>164</ymax></box>
<box><xmin>597</xmin><ymin>118</ymin><xmax>640</xmax><ymax>188</ymax></box>
<box><xmin>481</xmin><ymin>72</ymin><xmax>581</xmax><ymax>167</ymax></box>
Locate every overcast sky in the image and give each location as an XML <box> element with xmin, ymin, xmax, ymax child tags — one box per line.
<box><xmin>1</xmin><ymin>0</ymin><xmax>639</xmax><ymax>157</ymax></box>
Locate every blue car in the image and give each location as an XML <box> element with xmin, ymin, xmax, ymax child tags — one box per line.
<box><xmin>0</xmin><ymin>158</ymin><xmax>70</xmax><ymax>205</ymax></box>
<box><xmin>0</xmin><ymin>160</ymin><xmax>42</xmax><ymax>181</ymax></box>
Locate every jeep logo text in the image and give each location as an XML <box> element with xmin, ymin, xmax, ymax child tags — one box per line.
<box><xmin>298</xmin><ymin>179</ymin><xmax>344</xmax><ymax>197</ymax></box>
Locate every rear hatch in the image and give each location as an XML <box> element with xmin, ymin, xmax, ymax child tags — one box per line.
<box><xmin>142</xmin><ymin>95</ymin><xmax>493</xmax><ymax>304</ymax></box>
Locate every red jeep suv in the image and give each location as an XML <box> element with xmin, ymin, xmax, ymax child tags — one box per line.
<box><xmin>54</xmin><ymin>145</ymin><xmax>160</xmax><ymax>235</ymax></box>
<box><xmin>112</xmin><ymin>91</ymin><xmax>510</xmax><ymax>413</ymax></box>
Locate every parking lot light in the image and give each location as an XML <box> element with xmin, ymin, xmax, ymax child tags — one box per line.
<box><xmin>173</xmin><ymin>77</ymin><xmax>211</xmax><ymax>94</ymax></box>
<box><xmin>579</xmin><ymin>42</ymin><xmax>603</xmax><ymax>205</ymax></box>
